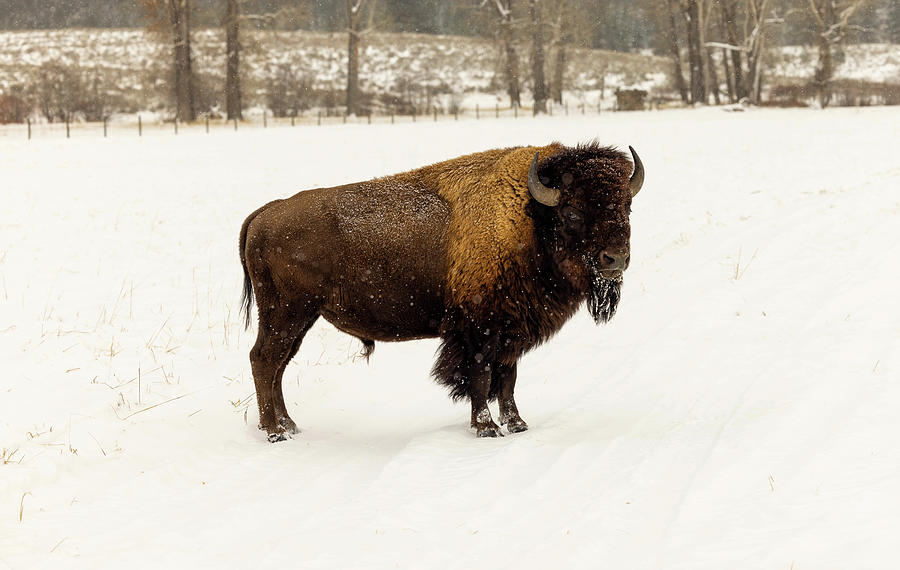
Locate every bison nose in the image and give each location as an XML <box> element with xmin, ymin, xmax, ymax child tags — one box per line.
<box><xmin>600</xmin><ymin>250</ymin><xmax>630</xmax><ymax>272</ymax></box>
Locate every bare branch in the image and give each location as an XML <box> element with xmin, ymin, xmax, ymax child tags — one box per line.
<box><xmin>481</xmin><ymin>0</ymin><xmax>512</xmax><ymax>19</ymax></box>
<box><xmin>350</xmin><ymin>0</ymin><xmax>367</xmax><ymax>15</ymax></box>
<box><xmin>705</xmin><ymin>41</ymin><xmax>748</xmax><ymax>51</ymax></box>
<box><xmin>808</xmin><ymin>0</ymin><xmax>826</xmax><ymax>28</ymax></box>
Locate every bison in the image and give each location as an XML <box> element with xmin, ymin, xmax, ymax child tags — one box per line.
<box><xmin>239</xmin><ymin>142</ymin><xmax>644</xmax><ymax>441</ymax></box>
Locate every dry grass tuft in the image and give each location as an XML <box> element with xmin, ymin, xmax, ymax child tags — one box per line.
<box><xmin>2</xmin><ymin>447</ymin><xmax>23</xmax><ymax>464</ymax></box>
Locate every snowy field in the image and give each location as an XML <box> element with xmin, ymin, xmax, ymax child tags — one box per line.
<box><xmin>1</xmin><ymin>107</ymin><xmax>899</xmax><ymax>569</ymax></box>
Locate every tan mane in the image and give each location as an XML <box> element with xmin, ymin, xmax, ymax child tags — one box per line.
<box><xmin>397</xmin><ymin>144</ymin><xmax>564</xmax><ymax>309</ymax></box>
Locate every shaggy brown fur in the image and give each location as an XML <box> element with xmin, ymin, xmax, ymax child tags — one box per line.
<box><xmin>240</xmin><ymin>142</ymin><xmax>641</xmax><ymax>441</ymax></box>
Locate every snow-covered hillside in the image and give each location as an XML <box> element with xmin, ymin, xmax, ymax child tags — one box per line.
<box><xmin>771</xmin><ymin>43</ymin><xmax>900</xmax><ymax>84</ymax></box>
<box><xmin>0</xmin><ymin>28</ymin><xmax>668</xmax><ymax>113</ymax></box>
<box><xmin>1</xmin><ymin>107</ymin><xmax>899</xmax><ymax>569</ymax></box>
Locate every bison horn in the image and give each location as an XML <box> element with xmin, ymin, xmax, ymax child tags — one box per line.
<box><xmin>527</xmin><ymin>152</ymin><xmax>560</xmax><ymax>207</ymax></box>
<box><xmin>628</xmin><ymin>146</ymin><xmax>644</xmax><ymax>197</ymax></box>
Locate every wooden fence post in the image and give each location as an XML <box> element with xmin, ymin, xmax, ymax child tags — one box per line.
<box><xmin>138</xmin><ymin>115</ymin><xmax>142</xmax><ymax>137</ymax></box>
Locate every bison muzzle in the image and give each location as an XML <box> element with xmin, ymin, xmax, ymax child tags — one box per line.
<box><xmin>239</xmin><ymin>142</ymin><xmax>644</xmax><ymax>441</ymax></box>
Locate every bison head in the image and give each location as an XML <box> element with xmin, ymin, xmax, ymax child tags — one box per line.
<box><xmin>528</xmin><ymin>144</ymin><xmax>644</xmax><ymax>324</ymax></box>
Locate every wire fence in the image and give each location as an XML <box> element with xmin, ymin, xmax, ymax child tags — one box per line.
<box><xmin>0</xmin><ymin>100</ymin><xmax>630</xmax><ymax>141</ymax></box>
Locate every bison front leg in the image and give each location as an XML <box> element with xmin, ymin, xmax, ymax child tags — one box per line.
<box><xmin>495</xmin><ymin>362</ymin><xmax>528</xmax><ymax>433</ymax></box>
<box><xmin>468</xmin><ymin>362</ymin><xmax>503</xmax><ymax>438</ymax></box>
<box><xmin>434</xmin><ymin>322</ymin><xmax>503</xmax><ymax>437</ymax></box>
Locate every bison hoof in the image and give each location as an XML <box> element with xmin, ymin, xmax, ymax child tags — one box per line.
<box><xmin>506</xmin><ymin>420</ymin><xmax>529</xmax><ymax>434</ymax></box>
<box><xmin>279</xmin><ymin>418</ymin><xmax>300</xmax><ymax>435</ymax></box>
<box><xmin>476</xmin><ymin>425</ymin><xmax>504</xmax><ymax>438</ymax></box>
<box><xmin>267</xmin><ymin>432</ymin><xmax>289</xmax><ymax>443</ymax></box>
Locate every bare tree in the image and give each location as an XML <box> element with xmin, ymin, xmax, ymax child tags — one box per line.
<box><xmin>684</xmin><ymin>0</ymin><xmax>707</xmax><ymax>104</ymax></box>
<box><xmin>744</xmin><ymin>0</ymin><xmax>774</xmax><ymax>103</ymax></box>
<box><xmin>483</xmin><ymin>0</ymin><xmax>521</xmax><ymax>108</ymax></box>
<box><xmin>659</xmin><ymin>0</ymin><xmax>689</xmax><ymax>102</ymax></box>
<box><xmin>346</xmin><ymin>0</ymin><xmax>375</xmax><ymax>116</ymax></box>
<box><xmin>702</xmin><ymin>0</ymin><xmax>721</xmax><ymax>104</ymax></box>
<box><xmin>808</xmin><ymin>0</ymin><xmax>871</xmax><ymax>107</ymax></box>
<box><xmin>548</xmin><ymin>0</ymin><xmax>571</xmax><ymax>105</ymax></box>
<box><xmin>142</xmin><ymin>0</ymin><xmax>196</xmax><ymax>121</ymax></box>
<box><xmin>707</xmin><ymin>0</ymin><xmax>777</xmax><ymax>104</ymax></box>
<box><xmin>225</xmin><ymin>0</ymin><xmax>242</xmax><ymax>120</ymax></box>
<box><xmin>716</xmin><ymin>0</ymin><xmax>747</xmax><ymax>101</ymax></box>
<box><xmin>530</xmin><ymin>0</ymin><xmax>547</xmax><ymax>114</ymax></box>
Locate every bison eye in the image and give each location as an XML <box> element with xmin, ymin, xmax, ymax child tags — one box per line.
<box><xmin>563</xmin><ymin>207</ymin><xmax>583</xmax><ymax>223</ymax></box>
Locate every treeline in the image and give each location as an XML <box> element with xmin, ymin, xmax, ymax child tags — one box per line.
<box><xmin>1</xmin><ymin>0</ymin><xmax>898</xmax><ymax>125</ymax></box>
<box><xmin>4</xmin><ymin>0</ymin><xmax>896</xmax><ymax>51</ymax></box>
<box><xmin>0</xmin><ymin>1</ymin><xmax>658</xmax><ymax>51</ymax></box>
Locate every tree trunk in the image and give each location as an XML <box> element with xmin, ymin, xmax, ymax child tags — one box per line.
<box><xmin>812</xmin><ymin>0</ymin><xmax>836</xmax><ymax>107</ymax></box>
<box><xmin>892</xmin><ymin>0</ymin><xmax>900</xmax><ymax>43</ymax></box>
<box><xmin>551</xmin><ymin>43</ymin><xmax>565</xmax><ymax>104</ymax></box>
<box><xmin>170</xmin><ymin>0</ymin><xmax>195</xmax><ymax>121</ymax></box>
<box><xmin>721</xmin><ymin>47</ymin><xmax>734</xmax><ymax>102</ymax></box>
<box><xmin>498</xmin><ymin>1</ymin><xmax>521</xmax><ymax>107</ymax></box>
<box><xmin>718</xmin><ymin>0</ymin><xmax>746</xmax><ymax>100</ymax></box>
<box><xmin>225</xmin><ymin>0</ymin><xmax>242</xmax><ymax>120</ymax></box>
<box><xmin>661</xmin><ymin>0</ymin><xmax>689</xmax><ymax>102</ymax></box>
<box><xmin>706</xmin><ymin>47</ymin><xmax>721</xmax><ymax>104</ymax></box>
<box><xmin>530</xmin><ymin>0</ymin><xmax>547</xmax><ymax>114</ymax></box>
<box><xmin>346</xmin><ymin>0</ymin><xmax>365</xmax><ymax>116</ymax></box>
<box><xmin>685</xmin><ymin>0</ymin><xmax>706</xmax><ymax>104</ymax></box>
<box><xmin>549</xmin><ymin>0</ymin><xmax>567</xmax><ymax>105</ymax></box>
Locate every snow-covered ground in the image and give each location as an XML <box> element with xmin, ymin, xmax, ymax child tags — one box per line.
<box><xmin>1</xmin><ymin>107</ymin><xmax>899</xmax><ymax>569</ymax></box>
<box><xmin>772</xmin><ymin>43</ymin><xmax>900</xmax><ymax>84</ymax></box>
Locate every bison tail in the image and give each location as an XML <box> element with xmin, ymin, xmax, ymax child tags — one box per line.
<box><xmin>239</xmin><ymin>203</ymin><xmax>272</xmax><ymax>330</ymax></box>
<box><xmin>239</xmin><ymin>268</ymin><xmax>254</xmax><ymax>331</ymax></box>
<box><xmin>239</xmin><ymin>228</ymin><xmax>255</xmax><ymax>330</ymax></box>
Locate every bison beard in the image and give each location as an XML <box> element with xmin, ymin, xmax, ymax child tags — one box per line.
<box><xmin>587</xmin><ymin>273</ymin><xmax>622</xmax><ymax>324</ymax></box>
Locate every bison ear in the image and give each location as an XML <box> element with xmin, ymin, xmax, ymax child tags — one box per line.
<box><xmin>527</xmin><ymin>152</ymin><xmax>560</xmax><ymax>207</ymax></box>
<box><xmin>628</xmin><ymin>146</ymin><xmax>644</xmax><ymax>197</ymax></box>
